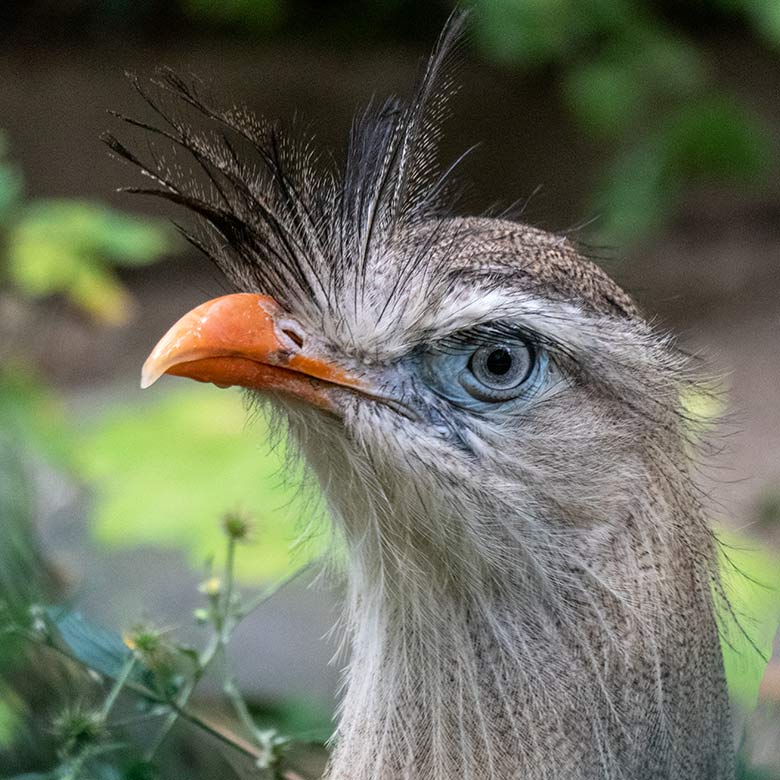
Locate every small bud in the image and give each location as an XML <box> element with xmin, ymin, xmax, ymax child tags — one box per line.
<box><xmin>123</xmin><ymin>624</ymin><xmax>175</xmax><ymax>676</ymax></box>
<box><xmin>222</xmin><ymin>510</ymin><xmax>253</xmax><ymax>542</ymax></box>
<box><xmin>198</xmin><ymin>576</ymin><xmax>222</xmax><ymax>598</ymax></box>
<box><xmin>193</xmin><ymin>608</ymin><xmax>210</xmax><ymax>625</ymax></box>
<box><xmin>254</xmin><ymin>729</ymin><xmax>290</xmax><ymax>770</ymax></box>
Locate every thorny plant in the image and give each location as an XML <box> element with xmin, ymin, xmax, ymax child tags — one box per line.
<box><xmin>0</xmin><ymin>512</ymin><xmax>314</xmax><ymax>780</ymax></box>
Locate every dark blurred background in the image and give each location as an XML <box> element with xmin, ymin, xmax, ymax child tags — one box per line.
<box><xmin>0</xmin><ymin>1</ymin><xmax>779</xmax><ymax>777</ymax></box>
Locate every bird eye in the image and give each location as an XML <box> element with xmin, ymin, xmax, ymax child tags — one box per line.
<box><xmin>461</xmin><ymin>342</ymin><xmax>535</xmax><ymax>402</ymax></box>
<box><xmin>417</xmin><ymin>330</ymin><xmax>546</xmax><ymax>410</ymax></box>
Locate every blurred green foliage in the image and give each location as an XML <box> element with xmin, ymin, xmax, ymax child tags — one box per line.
<box><xmin>0</xmin><ymin>442</ymin><xmax>50</xmax><ymax>623</ymax></box>
<box><xmin>469</xmin><ymin>0</ymin><xmax>776</xmax><ymax>244</ymax></box>
<box><xmin>719</xmin><ymin>532</ymin><xmax>780</xmax><ymax>710</ymax></box>
<box><xmin>0</xmin><ymin>131</ymin><xmax>176</xmax><ymax>325</ymax></box>
<box><xmin>0</xmin><ymin>134</ymin><xmax>23</xmax><ymax>225</ymax></box>
<box><xmin>183</xmin><ymin>0</ymin><xmax>286</xmax><ymax>32</ymax></box>
<box><xmin>0</xmin><ymin>368</ymin><xmax>73</xmax><ymax>467</ymax></box>
<box><xmin>0</xmin><ymin>129</ymin><xmax>179</xmax><ymax>769</ymax></box>
<box><xmin>76</xmin><ymin>385</ymin><xmax>322</xmax><ymax>582</ymax></box>
<box><xmin>8</xmin><ymin>201</ymin><xmax>172</xmax><ymax>325</ymax></box>
<box><xmin>3</xmin><ymin>1</ymin><xmax>777</xmax><ymax>247</ymax></box>
<box><xmin>142</xmin><ymin>0</ymin><xmax>778</xmax><ymax>245</ymax></box>
<box><xmin>0</xmin><ymin>368</ymin><xmax>317</xmax><ymax>585</ymax></box>
<box><xmin>595</xmin><ymin>98</ymin><xmax>771</xmax><ymax>241</ymax></box>
<box><xmin>0</xmin><ymin>367</ymin><xmax>77</xmax><ymax>764</ymax></box>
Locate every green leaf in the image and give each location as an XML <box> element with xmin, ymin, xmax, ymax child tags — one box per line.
<box><xmin>7</xmin><ymin>200</ymin><xmax>176</xmax><ymax>324</ymax></box>
<box><xmin>0</xmin><ymin>129</ymin><xmax>24</xmax><ymax>225</ymax></box>
<box><xmin>0</xmin><ymin>164</ymin><xmax>23</xmax><ymax>225</ymax></box>
<box><xmin>0</xmin><ymin>437</ymin><xmax>51</xmax><ymax>622</ymax></box>
<box><xmin>590</xmin><ymin>96</ymin><xmax>772</xmax><ymax>245</ymax></box>
<box><xmin>183</xmin><ymin>0</ymin><xmax>286</xmax><ymax>32</ymax></box>
<box><xmin>591</xmin><ymin>141</ymin><xmax>671</xmax><ymax>245</ymax></box>
<box><xmin>563</xmin><ymin>32</ymin><xmax>706</xmax><ymax>139</ymax></box>
<box><xmin>0</xmin><ymin>686</ymin><xmax>24</xmax><ymax>750</ymax></box>
<box><xmin>472</xmin><ymin>0</ymin><xmax>582</xmax><ymax>66</ymax></box>
<box><xmin>630</xmin><ymin>29</ymin><xmax>708</xmax><ymax>98</ymax></box>
<box><xmin>744</xmin><ymin>0</ymin><xmax>780</xmax><ymax>47</ymax></box>
<box><xmin>48</xmin><ymin>606</ymin><xmax>128</xmax><ymax>676</ymax></box>
<box><xmin>563</xmin><ymin>61</ymin><xmax>645</xmax><ymax>137</ymax></box>
<box><xmin>472</xmin><ymin>0</ymin><xmax>635</xmax><ymax>66</ymax></box>
<box><xmin>119</xmin><ymin>762</ymin><xmax>158</xmax><ymax>780</ymax></box>
<box><xmin>0</xmin><ymin>367</ymin><xmax>74</xmax><ymax>467</ymax></box>
<box><xmin>76</xmin><ymin>385</ymin><xmax>322</xmax><ymax>583</ymax></box>
<box><xmin>13</xmin><ymin>201</ymin><xmax>173</xmax><ymax>267</ymax></box>
<box><xmin>661</xmin><ymin>97</ymin><xmax>772</xmax><ymax>182</ymax></box>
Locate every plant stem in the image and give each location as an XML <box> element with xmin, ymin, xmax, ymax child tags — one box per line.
<box><xmin>100</xmin><ymin>654</ymin><xmax>136</xmax><ymax>721</ymax></box>
<box><xmin>11</xmin><ymin>535</ymin><xmax>317</xmax><ymax>777</ymax></box>
<box><xmin>12</xmin><ymin>624</ymin><xmax>313</xmax><ymax>779</ymax></box>
<box><xmin>239</xmin><ymin>563</ymin><xmax>312</xmax><ymax>618</ymax></box>
<box><xmin>144</xmin><ymin>631</ymin><xmax>220</xmax><ymax>760</ymax></box>
<box><xmin>220</xmin><ymin>647</ymin><xmax>259</xmax><ymax>741</ymax></box>
<box><xmin>222</xmin><ymin>536</ymin><xmax>237</xmax><ymax>636</ymax></box>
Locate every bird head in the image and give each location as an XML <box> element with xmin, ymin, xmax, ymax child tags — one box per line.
<box><xmin>106</xmin><ymin>17</ymin><xmax>707</xmax><ymax>600</ymax></box>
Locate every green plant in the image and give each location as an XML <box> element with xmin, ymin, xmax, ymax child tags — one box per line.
<box><xmin>470</xmin><ymin>0</ymin><xmax>775</xmax><ymax>245</ymax></box>
<box><xmin>182</xmin><ymin>0</ymin><xmax>287</xmax><ymax>32</ymax></box>
<box><xmin>0</xmin><ymin>518</ymin><xmax>317</xmax><ymax>780</ymax></box>
<box><xmin>75</xmin><ymin>384</ymin><xmax>322</xmax><ymax>583</ymax></box>
<box><xmin>0</xmin><ymin>130</ymin><xmax>185</xmax><ymax>760</ymax></box>
<box><xmin>0</xmin><ymin>130</ymin><xmax>177</xmax><ymax>325</ymax></box>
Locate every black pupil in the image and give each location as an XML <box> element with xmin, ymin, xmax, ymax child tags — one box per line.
<box><xmin>486</xmin><ymin>347</ymin><xmax>513</xmax><ymax>376</ymax></box>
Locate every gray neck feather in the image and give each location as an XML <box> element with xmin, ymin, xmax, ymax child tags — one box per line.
<box><xmin>285</xmin><ymin>366</ymin><xmax>733</xmax><ymax>780</ymax></box>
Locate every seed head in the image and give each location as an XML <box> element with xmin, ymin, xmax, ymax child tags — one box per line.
<box><xmin>51</xmin><ymin>704</ymin><xmax>106</xmax><ymax>757</ymax></box>
<box><xmin>222</xmin><ymin>510</ymin><xmax>253</xmax><ymax>542</ymax></box>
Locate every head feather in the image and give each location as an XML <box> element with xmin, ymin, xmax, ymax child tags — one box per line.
<box><xmin>103</xmin><ymin>12</ymin><xmax>469</xmax><ymax>329</ymax></box>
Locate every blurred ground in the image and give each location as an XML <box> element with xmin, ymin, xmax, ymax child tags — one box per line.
<box><xmin>1</xmin><ymin>36</ymin><xmax>779</xmax><ymax>713</ymax></box>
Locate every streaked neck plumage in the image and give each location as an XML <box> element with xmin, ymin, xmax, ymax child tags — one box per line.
<box><xmin>290</xmin><ymin>406</ymin><xmax>733</xmax><ymax>780</ymax></box>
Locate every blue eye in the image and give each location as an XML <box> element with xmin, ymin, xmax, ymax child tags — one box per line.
<box><xmin>417</xmin><ymin>336</ymin><xmax>545</xmax><ymax>409</ymax></box>
<box><xmin>462</xmin><ymin>342</ymin><xmax>535</xmax><ymax>402</ymax></box>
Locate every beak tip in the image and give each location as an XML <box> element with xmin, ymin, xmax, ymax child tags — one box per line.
<box><xmin>140</xmin><ymin>363</ymin><xmax>160</xmax><ymax>390</ymax></box>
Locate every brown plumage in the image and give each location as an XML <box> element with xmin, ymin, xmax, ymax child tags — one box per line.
<box><xmin>111</xmin><ymin>13</ymin><xmax>734</xmax><ymax>779</ymax></box>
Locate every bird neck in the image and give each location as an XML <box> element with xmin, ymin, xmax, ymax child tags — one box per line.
<box><xmin>322</xmin><ymin>491</ymin><xmax>733</xmax><ymax>780</ymax></box>
<box><xmin>290</xmin><ymin>415</ymin><xmax>732</xmax><ymax>779</ymax></box>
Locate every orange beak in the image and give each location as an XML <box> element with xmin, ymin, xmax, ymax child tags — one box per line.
<box><xmin>141</xmin><ymin>293</ymin><xmax>359</xmax><ymax>413</ymax></box>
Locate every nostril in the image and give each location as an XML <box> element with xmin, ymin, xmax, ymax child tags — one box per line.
<box><xmin>284</xmin><ymin>328</ymin><xmax>304</xmax><ymax>348</ymax></box>
<box><xmin>281</xmin><ymin>324</ymin><xmax>305</xmax><ymax>350</ymax></box>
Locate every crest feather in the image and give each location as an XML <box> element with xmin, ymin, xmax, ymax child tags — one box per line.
<box><xmin>102</xmin><ymin>11</ymin><xmax>469</xmax><ymax>323</ymax></box>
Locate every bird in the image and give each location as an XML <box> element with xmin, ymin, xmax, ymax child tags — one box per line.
<box><xmin>105</xmin><ymin>14</ymin><xmax>735</xmax><ymax>780</ymax></box>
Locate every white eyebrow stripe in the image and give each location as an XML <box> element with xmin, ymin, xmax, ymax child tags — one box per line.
<box><xmin>414</xmin><ymin>289</ymin><xmax>592</xmax><ymax>349</ymax></box>
<box><xmin>353</xmin><ymin>283</ymin><xmax>638</xmax><ymax>363</ymax></box>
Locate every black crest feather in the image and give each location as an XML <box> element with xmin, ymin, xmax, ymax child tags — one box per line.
<box><xmin>103</xmin><ymin>12</ymin><xmax>469</xmax><ymax>325</ymax></box>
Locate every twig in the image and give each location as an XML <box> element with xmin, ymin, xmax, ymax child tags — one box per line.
<box><xmin>100</xmin><ymin>655</ymin><xmax>136</xmax><ymax>720</ymax></box>
<box><xmin>239</xmin><ymin>562</ymin><xmax>313</xmax><ymax>619</ymax></box>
